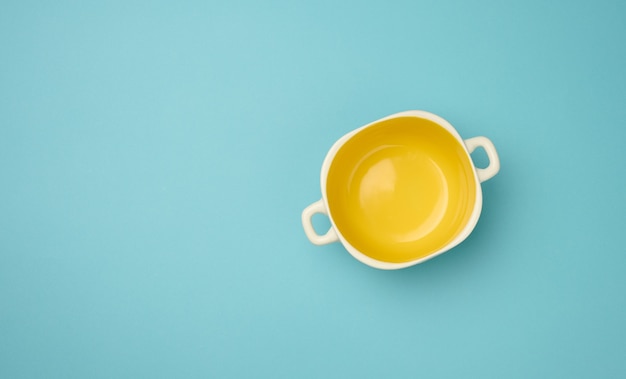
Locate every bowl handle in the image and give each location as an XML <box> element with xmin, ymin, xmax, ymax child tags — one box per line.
<box><xmin>464</xmin><ymin>136</ymin><xmax>501</xmax><ymax>183</ymax></box>
<box><xmin>302</xmin><ymin>200</ymin><xmax>339</xmax><ymax>245</ymax></box>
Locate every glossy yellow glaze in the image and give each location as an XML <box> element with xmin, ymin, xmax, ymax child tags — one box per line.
<box><xmin>326</xmin><ymin>117</ymin><xmax>477</xmax><ymax>263</ymax></box>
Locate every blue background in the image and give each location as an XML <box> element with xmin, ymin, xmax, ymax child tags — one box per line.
<box><xmin>1</xmin><ymin>0</ymin><xmax>625</xmax><ymax>377</ymax></box>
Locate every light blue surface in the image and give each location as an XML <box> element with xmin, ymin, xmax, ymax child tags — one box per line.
<box><xmin>1</xmin><ymin>1</ymin><xmax>625</xmax><ymax>377</ymax></box>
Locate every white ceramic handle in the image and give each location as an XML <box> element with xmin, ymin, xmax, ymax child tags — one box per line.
<box><xmin>301</xmin><ymin>199</ymin><xmax>339</xmax><ymax>245</ymax></box>
<box><xmin>464</xmin><ymin>136</ymin><xmax>500</xmax><ymax>183</ymax></box>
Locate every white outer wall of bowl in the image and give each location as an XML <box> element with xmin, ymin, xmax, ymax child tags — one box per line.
<box><xmin>318</xmin><ymin>110</ymin><xmax>486</xmax><ymax>270</ymax></box>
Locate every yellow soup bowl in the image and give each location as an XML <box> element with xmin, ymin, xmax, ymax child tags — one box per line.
<box><xmin>302</xmin><ymin>111</ymin><xmax>500</xmax><ymax>270</ymax></box>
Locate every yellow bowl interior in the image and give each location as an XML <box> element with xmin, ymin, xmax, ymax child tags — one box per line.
<box><xmin>326</xmin><ymin>117</ymin><xmax>477</xmax><ymax>263</ymax></box>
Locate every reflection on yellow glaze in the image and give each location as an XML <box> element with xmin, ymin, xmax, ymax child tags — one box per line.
<box><xmin>326</xmin><ymin>117</ymin><xmax>477</xmax><ymax>263</ymax></box>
